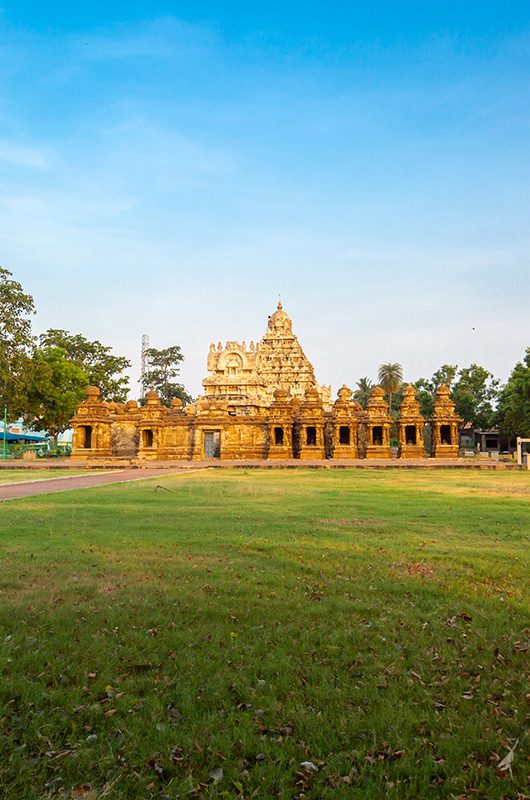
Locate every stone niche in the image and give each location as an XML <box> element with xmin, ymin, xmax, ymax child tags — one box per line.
<box><xmin>331</xmin><ymin>385</ymin><xmax>361</xmax><ymax>459</ymax></box>
<box><xmin>137</xmin><ymin>388</ymin><xmax>164</xmax><ymax>460</ymax></box>
<box><xmin>361</xmin><ymin>386</ymin><xmax>392</xmax><ymax>459</ymax></box>
<box><xmin>71</xmin><ymin>386</ymin><xmax>112</xmax><ymax>458</ymax></box>
<box><xmin>298</xmin><ymin>386</ymin><xmax>326</xmax><ymax>459</ymax></box>
<box><xmin>430</xmin><ymin>384</ymin><xmax>462</xmax><ymax>458</ymax></box>
<box><xmin>397</xmin><ymin>384</ymin><xmax>426</xmax><ymax>459</ymax></box>
<box><xmin>268</xmin><ymin>388</ymin><xmax>295</xmax><ymax>459</ymax></box>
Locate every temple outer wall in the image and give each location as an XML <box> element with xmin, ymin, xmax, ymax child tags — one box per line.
<box><xmin>71</xmin><ymin>384</ymin><xmax>462</xmax><ymax>462</ymax></box>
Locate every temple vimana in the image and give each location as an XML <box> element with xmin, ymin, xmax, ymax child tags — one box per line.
<box><xmin>71</xmin><ymin>303</ymin><xmax>462</xmax><ymax>461</ymax></box>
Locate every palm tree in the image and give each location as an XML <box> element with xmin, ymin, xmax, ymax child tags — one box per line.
<box><xmin>353</xmin><ymin>377</ymin><xmax>373</xmax><ymax>409</ymax></box>
<box><xmin>377</xmin><ymin>363</ymin><xmax>403</xmax><ymax>415</ymax></box>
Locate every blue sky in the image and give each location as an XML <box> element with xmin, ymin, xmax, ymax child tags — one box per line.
<box><xmin>1</xmin><ymin>2</ymin><xmax>529</xmax><ymax>396</ymax></box>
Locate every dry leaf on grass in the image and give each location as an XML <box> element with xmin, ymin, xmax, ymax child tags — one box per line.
<box><xmin>496</xmin><ymin>738</ymin><xmax>518</xmax><ymax>778</ymax></box>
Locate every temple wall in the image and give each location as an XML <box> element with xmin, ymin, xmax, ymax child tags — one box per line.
<box><xmin>71</xmin><ymin>382</ymin><xmax>462</xmax><ymax>462</ymax></box>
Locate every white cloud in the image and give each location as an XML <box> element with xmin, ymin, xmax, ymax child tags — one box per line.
<box><xmin>0</xmin><ymin>142</ymin><xmax>47</xmax><ymax>169</ymax></box>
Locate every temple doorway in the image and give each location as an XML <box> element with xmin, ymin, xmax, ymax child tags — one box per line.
<box><xmin>204</xmin><ymin>430</ymin><xmax>221</xmax><ymax>458</ymax></box>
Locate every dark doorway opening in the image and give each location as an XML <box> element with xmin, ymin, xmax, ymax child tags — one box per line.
<box><xmin>440</xmin><ymin>425</ymin><xmax>451</xmax><ymax>445</ymax></box>
<box><xmin>405</xmin><ymin>425</ymin><xmax>417</xmax><ymax>445</ymax></box>
<box><xmin>372</xmin><ymin>426</ymin><xmax>383</xmax><ymax>446</ymax></box>
<box><xmin>339</xmin><ymin>426</ymin><xmax>350</xmax><ymax>445</ymax></box>
<box><xmin>306</xmin><ymin>426</ymin><xmax>317</xmax><ymax>446</ymax></box>
<box><xmin>143</xmin><ymin>429</ymin><xmax>154</xmax><ymax>448</ymax></box>
<box><xmin>82</xmin><ymin>425</ymin><xmax>92</xmax><ymax>449</ymax></box>
<box><xmin>274</xmin><ymin>427</ymin><xmax>284</xmax><ymax>446</ymax></box>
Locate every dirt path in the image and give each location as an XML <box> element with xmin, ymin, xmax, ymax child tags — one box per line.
<box><xmin>0</xmin><ymin>468</ymin><xmax>194</xmax><ymax>502</ymax></box>
<box><xmin>0</xmin><ymin>457</ymin><xmax>518</xmax><ymax>502</ymax></box>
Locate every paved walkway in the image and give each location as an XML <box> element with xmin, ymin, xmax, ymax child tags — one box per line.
<box><xmin>0</xmin><ymin>468</ymin><xmax>193</xmax><ymax>502</ymax></box>
<box><xmin>0</xmin><ymin>456</ymin><xmax>519</xmax><ymax>502</ymax></box>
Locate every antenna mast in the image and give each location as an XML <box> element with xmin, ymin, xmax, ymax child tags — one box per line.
<box><xmin>141</xmin><ymin>334</ymin><xmax>150</xmax><ymax>393</ymax></box>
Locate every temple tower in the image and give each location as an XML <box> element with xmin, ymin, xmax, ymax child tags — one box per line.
<box><xmin>397</xmin><ymin>384</ymin><xmax>426</xmax><ymax>459</ymax></box>
<box><xmin>268</xmin><ymin>387</ymin><xmax>295</xmax><ymax>458</ymax></box>
<box><xmin>430</xmin><ymin>385</ymin><xmax>462</xmax><ymax>458</ymax></box>
<box><xmin>202</xmin><ymin>302</ymin><xmax>331</xmax><ymax>410</ymax></box>
<box><xmin>331</xmin><ymin>385</ymin><xmax>361</xmax><ymax>459</ymax></box>
<box><xmin>361</xmin><ymin>386</ymin><xmax>392</xmax><ymax>459</ymax></box>
<box><xmin>138</xmin><ymin>389</ymin><xmax>164</xmax><ymax>460</ymax></box>
<box><xmin>298</xmin><ymin>386</ymin><xmax>326</xmax><ymax>459</ymax></box>
<box><xmin>71</xmin><ymin>386</ymin><xmax>112</xmax><ymax>458</ymax></box>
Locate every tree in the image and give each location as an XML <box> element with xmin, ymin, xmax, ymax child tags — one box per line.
<box><xmin>431</xmin><ymin>364</ymin><xmax>458</xmax><ymax>389</ymax></box>
<box><xmin>352</xmin><ymin>377</ymin><xmax>373</xmax><ymax>409</ymax></box>
<box><xmin>497</xmin><ymin>348</ymin><xmax>530</xmax><ymax>437</ymax></box>
<box><xmin>413</xmin><ymin>365</ymin><xmax>458</xmax><ymax>420</ymax></box>
<box><xmin>23</xmin><ymin>347</ymin><xmax>89</xmax><ymax>440</ymax></box>
<box><xmin>413</xmin><ymin>363</ymin><xmax>499</xmax><ymax>430</ymax></box>
<box><xmin>413</xmin><ymin>378</ymin><xmax>435</xmax><ymax>419</ymax></box>
<box><xmin>452</xmin><ymin>364</ymin><xmax>499</xmax><ymax>429</ymax></box>
<box><xmin>141</xmin><ymin>346</ymin><xmax>193</xmax><ymax>407</ymax></box>
<box><xmin>0</xmin><ymin>267</ymin><xmax>35</xmax><ymax>419</ymax></box>
<box><xmin>377</xmin><ymin>363</ymin><xmax>403</xmax><ymax>416</ymax></box>
<box><xmin>40</xmin><ymin>329</ymin><xmax>130</xmax><ymax>401</ymax></box>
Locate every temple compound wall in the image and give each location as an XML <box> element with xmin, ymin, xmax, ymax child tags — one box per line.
<box><xmin>70</xmin><ymin>303</ymin><xmax>462</xmax><ymax>461</ymax></box>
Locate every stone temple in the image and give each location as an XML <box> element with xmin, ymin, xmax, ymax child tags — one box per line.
<box><xmin>70</xmin><ymin>303</ymin><xmax>461</xmax><ymax>461</ymax></box>
<box><xmin>203</xmin><ymin>302</ymin><xmax>331</xmax><ymax>411</ymax></box>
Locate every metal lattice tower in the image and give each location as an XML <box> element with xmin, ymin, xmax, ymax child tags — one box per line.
<box><xmin>141</xmin><ymin>334</ymin><xmax>150</xmax><ymax>391</ymax></box>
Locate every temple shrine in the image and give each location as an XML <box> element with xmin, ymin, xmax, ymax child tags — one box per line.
<box><xmin>203</xmin><ymin>301</ymin><xmax>331</xmax><ymax>410</ymax></box>
<box><xmin>70</xmin><ymin>303</ymin><xmax>462</xmax><ymax>461</ymax></box>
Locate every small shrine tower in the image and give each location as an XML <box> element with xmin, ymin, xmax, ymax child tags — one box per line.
<box><xmin>331</xmin><ymin>385</ymin><xmax>361</xmax><ymax>459</ymax></box>
<box><xmin>397</xmin><ymin>385</ymin><xmax>426</xmax><ymax>459</ymax></box>
<box><xmin>430</xmin><ymin>385</ymin><xmax>462</xmax><ymax>458</ymax></box>
<box><xmin>362</xmin><ymin>386</ymin><xmax>392</xmax><ymax>459</ymax></box>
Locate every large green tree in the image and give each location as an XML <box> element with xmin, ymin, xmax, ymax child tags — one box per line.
<box><xmin>377</xmin><ymin>362</ymin><xmax>403</xmax><ymax>416</ymax></box>
<box><xmin>40</xmin><ymin>329</ymin><xmax>130</xmax><ymax>401</ymax></box>
<box><xmin>413</xmin><ymin>365</ymin><xmax>458</xmax><ymax>418</ymax></box>
<box><xmin>497</xmin><ymin>347</ymin><xmax>530</xmax><ymax>437</ymax></box>
<box><xmin>141</xmin><ymin>346</ymin><xmax>192</xmax><ymax>407</ymax></box>
<box><xmin>0</xmin><ymin>267</ymin><xmax>35</xmax><ymax>419</ymax></box>
<box><xmin>23</xmin><ymin>346</ymin><xmax>89</xmax><ymax>440</ymax></box>
<box><xmin>413</xmin><ymin>363</ymin><xmax>499</xmax><ymax>429</ymax></box>
<box><xmin>431</xmin><ymin>364</ymin><xmax>458</xmax><ymax>389</ymax></box>
<box><xmin>452</xmin><ymin>364</ymin><xmax>499</xmax><ymax>429</ymax></box>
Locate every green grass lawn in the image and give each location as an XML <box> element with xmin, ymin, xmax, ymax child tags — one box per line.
<box><xmin>0</xmin><ymin>469</ymin><xmax>528</xmax><ymax>800</ymax></box>
<box><xmin>0</xmin><ymin>470</ymin><xmax>89</xmax><ymax>485</ymax></box>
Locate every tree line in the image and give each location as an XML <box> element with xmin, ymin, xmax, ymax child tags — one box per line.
<box><xmin>0</xmin><ymin>268</ymin><xmax>190</xmax><ymax>439</ymax></box>
<box><xmin>353</xmin><ymin>359</ymin><xmax>530</xmax><ymax>438</ymax></box>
